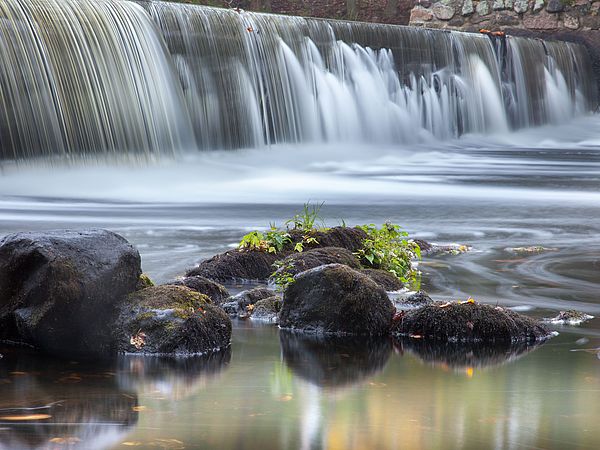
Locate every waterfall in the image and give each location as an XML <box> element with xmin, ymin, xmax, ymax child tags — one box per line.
<box><xmin>0</xmin><ymin>0</ymin><xmax>596</xmax><ymax>160</ymax></box>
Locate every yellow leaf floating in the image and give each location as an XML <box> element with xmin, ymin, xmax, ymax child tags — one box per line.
<box><xmin>122</xmin><ymin>443</ymin><xmax>144</xmax><ymax>447</ymax></box>
<box><xmin>132</xmin><ymin>406</ymin><xmax>146</xmax><ymax>412</ymax></box>
<box><xmin>0</xmin><ymin>414</ymin><xmax>51</xmax><ymax>421</ymax></box>
<box><xmin>49</xmin><ymin>437</ymin><xmax>81</xmax><ymax>444</ymax></box>
<box><xmin>278</xmin><ymin>395</ymin><xmax>293</xmax><ymax>402</ymax></box>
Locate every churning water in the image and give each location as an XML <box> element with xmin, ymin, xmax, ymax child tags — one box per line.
<box><xmin>1</xmin><ymin>1</ymin><xmax>600</xmax><ymax>449</ymax></box>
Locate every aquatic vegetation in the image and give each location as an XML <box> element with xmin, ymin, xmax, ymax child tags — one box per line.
<box><xmin>355</xmin><ymin>222</ymin><xmax>421</xmax><ymax>287</ymax></box>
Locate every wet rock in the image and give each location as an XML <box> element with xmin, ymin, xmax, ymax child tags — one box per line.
<box><xmin>544</xmin><ymin>310</ymin><xmax>594</xmax><ymax>325</ymax></box>
<box><xmin>393</xmin><ymin>301</ymin><xmax>551</xmax><ymax>342</ymax></box>
<box><xmin>0</xmin><ymin>229</ymin><xmax>141</xmax><ymax>356</ymax></box>
<box><xmin>410</xmin><ymin>6</ymin><xmax>434</xmax><ymax>23</ymax></box>
<box><xmin>280</xmin><ymin>331</ymin><xmax>392</xmax><ymax>388</ymax></box>
<box><xmin>251</xmin><ymin>296</ymin><xmax>282</xmax><ymax>322</ymax></box>
<box><xmin>425</xmin><ymin>243</ymin><xmax>471</xmax><ymax>256</ymax></box>
<box><xmin>279</xmin><ymin>264</ymin><xmax>395</xmax><ymax>335</ymax></box>
<box><xmin>186</xmin><ymin>249</ymin><xmax>280</xmax><ymax>282</ymax></box>
<box><xmin>433</xmin><ymin>3</ymin><xmax>455</xmax><ymax>20</ymax></box>
<box><xmin>360</xmin><ymin>269</ymin><xmax>403</xmax><ymax>291</ymax></box>
<box><xmin>223</xmin><ymin>287</ymin><xmax>277</xmax><ymax>318</ymax></box>
<box><xmin>398</xmin><ymin>290</ymin><xmax>434</xmax><ymax>307</ymax></box>
<box><xmin>271</xmin><ymin>247</ymin><xmax>360</xmax><ymax>280</ymax></box>
<box><xmin>496</xmin><ymin>11</ymin><xmax>520</xmax><ymax>25</ymax></box>
<box><xmin>493</xmin><ymin>0</ymin><xmax>506</xmax><ymax>10</ymax></box>
<box><xmin>186</xmin><ymin>227</ymin><xmax>367</xmax><ymax>282</ymax></box>
<box><xmin>168</xmin><ymin>276</ymin><xmax>230</xmax><ymax>305</ymax></box>
<box><xmin>114</xmin><ymin>286</ymin><xmax>231</xmax><ymax>355</ymax></box>
<box><xmin>507</xmin><ymin>246</ymin><xmax>558</xmax><ymax>254</ymax></box>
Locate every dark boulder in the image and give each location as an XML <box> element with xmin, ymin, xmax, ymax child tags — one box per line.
<box><xmin>360</xmin><ymin>269</ymin><xmax>403</xmax><ymax>291</ymax></box>
<box><xmin>186</xmin><ymin>249</ymin><xmax>279</xmax><ymax>282</ymax></box>
<box><xmin>185</xmin><ymin>226</ymin><xmax>368</xmax><ymax>283</ymax></box>
<box><xmin>114</xmin><ymin>285</ymin><xmax>231</xmax><ymax>355</ymax></box>
<box><xmin>279</xmin><ymin>264</ymin><xmax>395</xmax><ymax>335</ymax></box>
<box><xmin>393</xmin><ymin>302</ymin><xmax>551</xmax><ymax>342</ymax></box>
<box><xmin>0</xmin><ymin>229</ymin><xmax>141</xmax><ymax>356</ymax></box>
<box><xmin>167</xmin><ymin>276</ymin><xmax>230</xmax><ymax>305</ymax></box>
<box><xmin>271</xmin><ymin>247</ymin><xmax>360</xmax><ymax>279</ymax></box>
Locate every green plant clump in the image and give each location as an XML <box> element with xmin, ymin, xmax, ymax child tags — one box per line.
<box><xmin>355</xmin><ymin>222</ymin><xmax>421</xmax><ymax>288</ymax></box>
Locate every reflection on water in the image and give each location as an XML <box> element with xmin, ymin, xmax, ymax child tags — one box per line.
<box><xmin>0</xmin><ymin>347</ymin><xmax>230</xmax><ymax>450</ymax></box>
<box><xmin>280</xmin><ymin>332</ymin><xmax>391</xmax><ymax>390</ymax></box>
<box><xmin>395</xmin><ymin>336</ymin><xmax>543</xmax><ymax>372</ymax></box>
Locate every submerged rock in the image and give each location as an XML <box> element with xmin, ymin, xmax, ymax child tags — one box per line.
<box><xmin>280</xmin><ymin>331</ymin><xmax>392</xmax><ymax>388</ymax></box>
<box><xmin>360</xmin><ymin>268</ymin><xmax>403</xmax><ymax>291</ymax></box>
<box><xmin>114</xmin><ymin>285</ymin><xmax>231</xmax><ymax>355</ymax></box>
<box><xmin>0</xmin><ymin>229</ymin><xmax>141</xmax><ymax>356</ymax></box>
<box><xmin>279</xmin><ymin>264</ymin><xmax>395</xmax><ymax>335</ymax></box>
<box><xmin>393</xmin><ymin>301</ymin><xmax>551</xmax><ymax>343</ymax></box>
<box><xmin>168</xmin><ymin>275</ymin><xmax>230</xmax><ymax>305</ymax></box>
<box><xmin>544</xmin><ymin>310</ymin><xmax>594</xmax><ymax>325</ymax></box>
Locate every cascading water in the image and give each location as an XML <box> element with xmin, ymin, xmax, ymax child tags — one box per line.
<box><xmin>0</xmin><ymin>0</ymin><xmax>596</xmax><ymax>160</ymax></box>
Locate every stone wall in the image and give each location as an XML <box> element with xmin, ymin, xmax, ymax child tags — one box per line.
<box><xmin>408</xmin><ymin>0</ymin><xmax>600</xmax><ymax>102</ymax></box>
<box><xmin>178</xmin><ymin>0</ymin><xmax>414</xmax><ymax>24</ymax></box>
<box><xmin>408</xmin><ymin>0</ymin><xmax>599</xmax><ymax>32</ymax></box>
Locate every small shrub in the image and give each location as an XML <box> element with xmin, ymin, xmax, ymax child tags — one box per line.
<box><xmin>355</xmin><ymin>222</ymin><xmax>421</xmax><ymax>288</ymax></box>
<box><xmin>271</xmin><ymin>260</ymin><xmax>296</xmax><ymax>292</ymax></box>
<box><xmin>239</xmin><ymin>228</ymin><xmax>292</xmax><ymax>253</ymax></box>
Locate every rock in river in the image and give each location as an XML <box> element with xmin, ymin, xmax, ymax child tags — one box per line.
<box><xmin>0</xmin><ymin>229</ymin><xmax>141</xmax><ymax>356</ymax></box>
<box><xmin>279</xmin><ymin>264</ymin><xmax>395</xmax><ymax>335</ymax></box>
<box><xmin>393</xmin><ymin>301</ymin><xmax>551</xmax><ymax>343</ymax></box>
<box><xmin>114</xmin><ymin>285</ymin><xmax>231</xmax><ymax>355</ymax></box>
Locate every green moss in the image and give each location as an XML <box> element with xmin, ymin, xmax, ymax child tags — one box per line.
<box><xmin>137</xmin><ymin>273</ymin><xmax>154</xmax><ymax>290</ymax></box>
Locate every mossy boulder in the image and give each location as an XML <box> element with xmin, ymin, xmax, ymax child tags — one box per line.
<box><xmin>167</xmin><ymin>276</ymin><xmax>230</xmax><ymax>305</ymax></box>
<box><xmin>393</xmin><ymin>302</ymin><xmax>551</xmax><ymax>343</ymax></box>
<box><xmin>0</xmin><ymin>229</ymin><xmax>141</xmax><ymax>356</ymax></box>
<box><xmin>271</xmin><ymin>247</ymin><xmax>360</xmax><ymax>280</ymax></box>
<box><xmin>286</xmin><ymin>226</ymin><xmax>368</xmax><ymax>253</ymax></box>
<box><xmin>114</xmin><ymin>286</ymin><xmax>231</xmax><ymax>355</ymax></box>
<box><xmin>186</xmin><ymin>227</ymin><xmax>368</xmax><ymax>282</ymax></box>
<box><xmin>136</xmin><ymin>273</ymin><xmax>154</xmax><ymax>290</ymax></box>
<box><xmin>187</xmin><ymin>250</ymin><xmax>280</xmax><ymax>282</ymax></box>
<box><xmin>360</xmin><ymin>269</ymin><xmax>403</xmax><ymax>291</ymax></box>
<box><xmin>279</xmin><ymin>264</ymin><xmax>395</xmax><ymax>335</ymax></box>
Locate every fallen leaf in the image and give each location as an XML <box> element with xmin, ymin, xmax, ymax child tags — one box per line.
<box><xmin>278</xmin><ymin>395</ymin><xmax>293</xmax><ymax>402</ymax></box>
<box><xmin>122</xmin><ymin>442</ymin><xmax>144</xmax><ymax>447</ymax></box>
<box><xmin>132</xmin><ymin>406</ymin><xmax>147</xmax><ymax>412</ymax></box>
<box><xmin>0</xmin><ymin>414</ymin><xmax>52</xmax><ymax>421</ymax></box>
<box><xmin>49</xmin><ymin>437</ymin><xmax>81</xmax><ymax>444</ymax></box>
<box><xmin>438</xmin><ymin>302</ymin><xmax>452</xmax><ymax>308</ymax></box>
<box><xmin>130</xmin><ymin>331</ymin><xmax>147</xmax><ymax>350</ymax></box>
